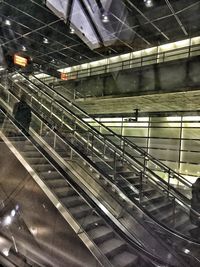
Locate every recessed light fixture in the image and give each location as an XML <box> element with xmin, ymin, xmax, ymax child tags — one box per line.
<box><xmin>5</xmin><ymin>19</ymin><xmax>11</xmax><ymax>26</ymax></box>
<box><xmin>22</xmin><ymin>45</ymin><xmax>27</xmax><ymax>51</ymax></box>
<box><xmin>144</xmin><ymin>0</ymin><xmax>153</xmax><ymax>7</ymax></box>
<box><xmin>70</xmin><ymin>27</ymin><xmax>75</xmax><ymax>34</ymax></box>
<box><xmin>2</xmin><ymin>248</ymin><xmax>9</xmax><ymax>257</ymax></box>
<box><xmin>43</xmin><ymin>37</ymin><xmax>49</xmax><ymax>44</ymax></box>
<box><xmin>3</xmin><ymin>215</ymin><xmax>12</xmax><ymax>226</ymax></box>
<box><xmin>102</xmin><ymin>13</ymin><xmax>109</xmax><ymax>23</ymax></box>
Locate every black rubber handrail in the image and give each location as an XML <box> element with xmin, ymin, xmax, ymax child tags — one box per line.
<box><xmin>19</xmin><ymin>72</ymin><xmax>192</xmax><ymax>189</ymax></box>
<box><xmin>4</xmin><ymin>86</ymin><xmax>200</xmax><ymax>248</ymax></box>
<box><xmin>1</xmin><ymin>107</ymin><xmax>181</xmax><ymax>267</ymax></box>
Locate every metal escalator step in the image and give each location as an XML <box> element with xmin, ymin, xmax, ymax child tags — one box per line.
<box><xmin>147</xmin><ymin>201</ymin><xmax>172</xmax><ymax>214</ymax></box>
<box><xmin>175</xmin><ymin>216</ymin><xmax>191</xmax><ymax>232</ymax></box>
<box><xmin>117</xmin><ymin>172</ymin><xmax>138</xmax><ymax>178</ymax></box>
<box><xmin>141</xmin><ymin>193</ymin><xmax>165</xmax><ymax>204</ymax></box>
<box><xmin>46</xmin><ymin>178</ymin><xmax>68</xmax><ymax>188</ymax></box>
<box><xmin>40</xmin><ymin>171</ymin><xmax>62</xmax><ymax>180</ymax></box>
<box><xmin>164</xmin><ymin>209</ymin><xmax>190</xmax><ymax>227</ymax></box>
<box><xmin>99</xmin><ymin>238</ymin><xmax>126</xmax><ymax>258</ymax></box>
<box><xmin>55</xmin><ymin>150</ymin><xmax>70</xmax><ymax>157</ymax></box>
<box><xmin>23</xmin><ymin>145</ymin><xmax>36</xmax><ymax>151</ymax></box>
<box><xmin>181</xmin><ymin>224</ymin><xmax>198</xmax><ymax>235</ymax></box>
<box><xmin>87</xmin><ymin>226</ymin><xmax>114</xmax><ymax>244</ymax></box>
<box><xmin>22</xmin><ymin>151</ymin><xmax>42</xmax><ymax>158</ymax></box>
<box><xmin>157</xmin><ymin>209</ymin><xmax>180</xmax><ymax>223</ymax></box>
<box><xmin>142</xmin><ymin>187</ymin><xmax>157</xmax><ymax>196</ymax></box>
<box><xmin>54</xmin><ymin>187</ymin><xmax>75</xmax><ymax>197</ymax></box>
<box><xmin>32</xmin><ymin>163</ymin><xmax>55</xmax><ymax>172</ymax></box>
<box><xmin>111</xmin><ymin>251</ymin><xmax>138</xmax><ymax>267</ymax></box>
<box><xmin>6</xmin><ymin>136</ymin><xmax>26</xmax><ymax>142</ymax></box>
<box><xmin>25</xmin><ymin>157</ymin><xmax>48</xmax><ymax>165</ymax></box>
<box><xmin>79</xmin><ymin>215</ymin><xmax>103</xmax><ymax>231</ymax></box>
<box><xmin>69</xmin><ymin>204</ymin><xmax>92</xmax><ymax>219</ymax></box>
<box><xmin>61</xmin><ymin>195</ymin><xmax>85</xmax><ymax>208</ymax></box>
<box><xmin>121</xmin><ymin>186</ymin><xmax>137</xmax><ymax>197</ymax></box>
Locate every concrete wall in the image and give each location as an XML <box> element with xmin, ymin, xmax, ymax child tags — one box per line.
<box><xmin>55</xmin><ymin>56</ymin><xmax>200</xmax><ymax>99</ymax></box>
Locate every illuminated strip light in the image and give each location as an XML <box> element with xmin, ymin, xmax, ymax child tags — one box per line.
<box><xmin>14</xmin><ymin>54</ymin><xmax>27</xmax><ymax>67</ymax></box>
<box><xmin>58</xmin><ymin>36</ymin><xmax>200</xmax><ymax>74</ymax></box>
<box><xmin>35</xmin><ymin>36</ymin><xmax>200</xmax><ymax>81</ymax></box>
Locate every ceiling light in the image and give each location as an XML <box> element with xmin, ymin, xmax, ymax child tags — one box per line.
<box><xmin>70</xmin><ymin>27</ymin><xmax>75</xmax><ymax>34</ymax></box>
<box><xmin>22</xmin><ymin>46</ymin><xmax>27</xmax><ymax>51</ymax></box>
<box><xmin>183</xmin><ymin>248</ymin><xmax>190</xmax><ymax>254</ymax></box>
<box><xmin>43</xmin><ymin>37</ymin><xmax>49</xmax><ymax>44</ymax></box>
<box><xmin>11</xmin><ymin>209</ymin><xmax>16</xmax><ymax>217</ymax></box>
<box><xmin>3</xmin><ymin>215</ymin><xmax>12</xmax><ymax>226</ymax></box>
<box><xmin>2</xmin><ymin>248</ymin><xmax>9</xmax><ymax>257</ymax></box>
<box><xmin>102</xmin><ymin>13</ymin><xmax>109</xmax><ymax>23</ymax></box>
<box><xmin>144</xmin><ymin>0</ymin><xmax>153</xmax><ymax>7</ymax></box>
<box><xmin>5</xmin><ymin>19</ymin><xmax>11</xmax><ymax>26</ymax></box>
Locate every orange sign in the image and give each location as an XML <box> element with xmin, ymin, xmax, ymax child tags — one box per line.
<box><xmin>61</xmin><ymin>72</ymin><xmax>68</xmax><ymax>80</ymax></box>
<box><xmin>14</xmin><ymin>54</ymin><xmax>28</xmax><ymax>67</ymax></box>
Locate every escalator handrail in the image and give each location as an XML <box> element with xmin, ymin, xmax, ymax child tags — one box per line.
<box><xmin>0</xmin><ymin>107</ymin><xmax>178</xmax><ymax>267</ymax></box>
<box><xmin>26</xmin><ymin>73</ymin><xmax>193</xmax><ymax>188</ymax></box>
<box><xmin>2</xmin><ymin>92</ymin><xmax>200</xmax><ymax>248</ymax></box>
<box><xmin>10</xmin><ymin>78</ymin><xmax>192</xmax><ymax>206</ymax></box>
<box><xmin>16</xmin><ymin>73</ymin><xmax>192</xmax><ymax>190</ymax></box>
<box><xmin>9</xmin><ymin>76</ymin><xmax>192</xmax><ymax>207</ymax></box>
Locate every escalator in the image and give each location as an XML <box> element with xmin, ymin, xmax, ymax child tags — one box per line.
<box><xmin>1</xmin><ymin>74</ymin><xmax>200</xmax><ymax>265</ymax></box>
<box><xmin>0</xmin><ymin>109</ymin><xmax>164</xmax><ymax>267</ymax></box>
<box><xmin>8</xmin><ymin>73</ymin><xmax>198</xmax><ymax>240</ymax></box>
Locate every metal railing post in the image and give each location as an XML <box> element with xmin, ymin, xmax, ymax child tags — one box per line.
<box><xmin>167</xmin><ymin>170</ymin><xmax>171</xmax><ymax>197</ymax></box>
<box><xmin>172</xmin><ymin>197</ymin><xmax>176</xmax><ymax>226</ymax></box>
<box><xmin>53</xmin><ymin>133</ymin><xmax>57</xmax><ymax>150</ymax></box>
<box><xmin>113</xmin><ymin>151</ymin><xmax>117</xmax><ymax>181</ymax></box>
<box><xmin>39</xmin><ymin>121</ymin><xmax>43</xmax><ymax>136</ymax></box>
<box><xmin>139</xmin><ymin>172</ymin><xmax>143</xmax><ymax>203</ymax></box>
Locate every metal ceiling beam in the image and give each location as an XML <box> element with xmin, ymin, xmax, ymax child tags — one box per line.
<box><xmin>8</xmin><ymin>0</ymin><xmax>107</xmax><ymax>59</ymax></box>
<box><xmin>78</xmin><ymin>0</ymin><xmax>104</xmax><ymax>45</ymax></box>
<box><xmin>110</xmin><ymin>12</ymin><xmax>151</xmax><ymax>46</ymax></box>
<box><xmin>66</xmin><ymin>0</ymin><xmax>74</xmax><ymax>26</ymax></box>
<box><xmin>164</xmin><ymin>0</ymin><xmax>188</xmax><ymax>36</ymax></box>
<box><xmin>125</xmin><ymin>0</ymin><xmax>170</xmax><ymax>40</ymax></box>
<box><xmin>0</xmin><ymin>1</ymin><xmax>103</xmax><ymax>63</ymax></box>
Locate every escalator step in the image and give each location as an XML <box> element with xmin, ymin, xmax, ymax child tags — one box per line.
<box><xmin>32</xmin><ymin>163</ymin><xmax>55</xmax><ymax>172</ymax></box>
<box><xmin>22</xmin><ymin>151</ymin><xmax>42</xmax><ymax>158</ymax></box>
<box><xmin>69</xmin><ymin>204</ymin><xmax>92</xmax><ymax>219</ymax></box>
<box><xmin>61</xmin><ymin>195</ymin><xmax>85</xmax><ymax>208</ymax></box>
<box><xmin>25</xmin><ymin>157</ymin><xmax>48</xmax><ymax>165</ymax></box>
<box><xmin>87</xmin><ymin>225</ymin><xmax>114</xmax><ymax>244</ymax></box>
<box><xmin>141</xmin><ymin>193</ymin><xmax>165</xmax><ymax>204</ymax></box>
<box><xmin>175</xmin><ymin>214</ymin><xmax>194</xmax><ymax>232</ymax></box>
<box><xmin>54</xmin><ymin>187</ymin><xmax>75</xmax><ymax>197</ymax></box>
<box><xmin>157</xmin><ymin>209</ymin><xmax>181</xmax><ymax>224</ymax></box>
<box><xmin>46</xmin><ymin>178</ymin><xmax>67</xmax><ymax>188</ymax></box>
<box><xmin>78</xmin><ymin>215</ymin><xmax>103</xmax><ymax>231</ymax></box>
<box><xmin>40</xmin><ymin>171</ymin><xmax>62</xmax><ymax>180</ymax></box>
<box><xmin>99</xmin><ymin>238</ymin><xmax>126</xmax><ymax>258</ymax></box>
<box><xmin>147</xmin><ymin>201</ymin><xmax>172</xmax><ymax>214</ymax></box>
<box><xmin>111</xmin><ymin>251</ymin><xmax>138</xmax><ymax>267</ymax></box>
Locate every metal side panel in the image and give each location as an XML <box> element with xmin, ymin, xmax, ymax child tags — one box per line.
<box><xmin>0</xmin><ymin>131</ymin><xmax>113</xmax><ymax>267</ymax></box>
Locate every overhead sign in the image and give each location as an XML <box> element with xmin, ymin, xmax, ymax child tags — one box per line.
<box><xmin>14</xmin><ymin>54</ymin><xmax>28</xmax><ymax>67</ymax></box>
<box><xmin>61</xmin><ymin>72</ymin><xmax>68</xmax><ymax>80</ymax></box>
